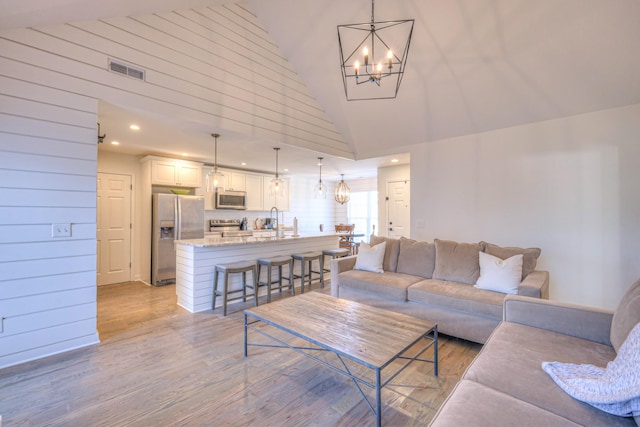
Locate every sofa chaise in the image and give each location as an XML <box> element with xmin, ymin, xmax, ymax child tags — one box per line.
<box><xmin>429</xmin><ymin>278</ymin><xmax>640</xmax><ymax>426</ymax></box>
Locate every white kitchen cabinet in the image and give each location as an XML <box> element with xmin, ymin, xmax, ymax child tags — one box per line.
<box><xmin>150</xmin><ymin>158</ymin><xmax>202</xmax><ymax>187</ymax></box>
<box><xmin>245</xmin><ymin>174</ymin><xmax>263</xmax><ymax>211</ymax></box>
<box><xmin>225</xmin><ymin>172</ymin><xmax>246</xmax><ymax>191</ymax></box>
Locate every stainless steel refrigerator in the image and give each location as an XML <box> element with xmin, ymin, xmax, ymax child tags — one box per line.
<box><xmin>152</xmin><ymin>193</ymin><xmax>205</xmax><ymax>286</ymax></box>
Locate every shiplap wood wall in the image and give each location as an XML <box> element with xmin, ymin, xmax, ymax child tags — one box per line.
<box><xmin>0</xmin><ymin>1</ymin><xmax>349</xmax><ymax>368</ymax></box>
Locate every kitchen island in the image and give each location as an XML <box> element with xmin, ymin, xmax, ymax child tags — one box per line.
<box><xmin>174</xmin><ymin>234</ymin><xmax>340</xmax><ymax>313</ymax></box>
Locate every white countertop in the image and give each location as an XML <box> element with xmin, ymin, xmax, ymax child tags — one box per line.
<box><xmin>175</xmin><ymin>233</ymin><xmax>337</xmax><ymax>248</ymax></box>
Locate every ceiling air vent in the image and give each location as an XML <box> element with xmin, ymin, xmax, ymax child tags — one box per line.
<box><xmin>108</xmin><ymin>59</ymin><xmax>146</xmax><ymax>81</ymax></box>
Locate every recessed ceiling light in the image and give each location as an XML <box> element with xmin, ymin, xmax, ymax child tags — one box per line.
<box><xmin>111</xmin><ymin>141</ymin><xmax>120</xmax><ymax>145</ymax></box>
<box><xmin>391</xmin><ymin>158</ymin><xmax>399</xmax><ymax>163</ymax></box>
<box><xmin>129</xmin><ymin>124</ymin><xmax>140</xmax><ymax>130</ymax></box>
<box><xmin>241</xmin><ymin>162</ymin><xmax>247</xmax><ymax>166</ymax></box>
<box><xmin>284</xmin><ymin>168</ymin><xmax>289</xmax><ymax>172</ymax></box>
<box><xmin>181</xmin><ymin>153</ymin><xmax>189</xmax><ymax>157</ymax></box>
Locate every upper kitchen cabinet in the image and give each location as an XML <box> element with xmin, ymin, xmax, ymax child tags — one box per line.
<box><xmin>245</xmin><ymin>174</ymin><xmax>263</xmax><ymax>210</ymax></box>
<box><xmin>145</xmin><ymin>157</ymin><xmax>203</xmax><ymax>188</ymax></box>
<box><xmin>225</xmin><ymin>171</ymin><xmax>246</xmax><ymax>191</ymax></box>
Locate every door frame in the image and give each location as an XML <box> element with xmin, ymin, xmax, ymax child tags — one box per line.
<box><xmin>97</xmin><ymin>171</ymin><xmax>135</xmax><ymax>285</ymax></box>
<box><xmin>385</xmin><ymin>179</ymin><xmax>410</xmax><ymax>238</ymax></box>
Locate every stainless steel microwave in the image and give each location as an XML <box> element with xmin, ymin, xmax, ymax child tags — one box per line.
<box><xmin>215</xmin><ymin>190</ymin><xmax>247</xmax><ymax>210</ymax></box>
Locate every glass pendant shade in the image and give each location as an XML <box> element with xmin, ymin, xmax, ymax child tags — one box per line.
<box><xmin>206</xmin><ymin>169</ymin><xmax>225</xmax><ymax>192</ymax></box>
<box><xmin>315</xmin><ymin>181</ymin><xmax>328</xmax><ymax>198</ymax></box>
<box><xmin>270</xmin><ymin>176</ymin><xmax>284</xmax><ymax>197</ymax></box>
<box><xmin>335</xmin><ymin>174</ymin><xmax>351</xmax><ymax>204</ymax></box>
<box><xmin>315</xmin><ymin>157</ymin><xmax>327</xmax><ymax>199</ymax></box>
<box><xmin>207</xmin><ymin>133</ymin><xmax>225</xmax><ymax>192</ymax></box>
<box><xmin>269</xmin><ymin>147</ymin><xmax>286</xmax><ymax>198</ymax></box>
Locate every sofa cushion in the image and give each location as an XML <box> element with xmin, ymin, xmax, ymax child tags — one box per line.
<box><xmin>611</xmin><ymin>278</ymin><xmax>640</xmax><ymax>353</ymax></box>
<box><xmin>396</xmin><ymin>237</ymin><xmax>436</xmax><ymax>279</ymax></box>
<box><xmin>464</xmin><ymin>322</ymin><xmax>632</xmax><ymax>427</ymax></box>
<box><xmin>369</xmin><ymin>235</ymin><xmax>400</xmax><ymax>272</ymax></box>
<box><xmin>481</xmin><ymin>241</ymin><xmax>541</xmax><ymax>280</ymax></box>
<box><xmin>429</xmin><ymin>380</ymin><xmax>581</xmax><ymax>427</ymax></box>
<box><xmin>432</xmin><ymin>239</ymin><xmax>481</xmax><ymax>285</ymax></box>
<box><xmin>337</xmin><ymin>270</ymin><xmax>422</xmax><ymax>302</ymax></box>
<box><xmin>474</xmin><ymin>252</ymin><xmax>523</xmax><ymax>295</ymax></box>
<box><xmin>354</xmin><ymin>241</ymin><xmax>385</xmax><ymax>273</ymax></box>
<box><xmin>408</xmin><ymin>279</ymin><xmax>504</xmax><ymax>320</ymax></box>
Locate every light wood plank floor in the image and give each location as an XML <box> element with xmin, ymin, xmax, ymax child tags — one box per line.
<box><xmin>0</xmin><ymin>281</ymin><xmax>481</xmax><ymax>426</ymax></box>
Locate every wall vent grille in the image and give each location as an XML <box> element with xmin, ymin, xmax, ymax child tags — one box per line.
<box><xmin>108</xmin><ymin>59</ymin><xmax>145</xmax><ymax>81</ymax></box>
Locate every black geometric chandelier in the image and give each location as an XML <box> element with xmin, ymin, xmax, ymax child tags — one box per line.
<box><xmin>338</xmin><ymin>0</ymin><xmax>414</xmax><ymax>101</ymax></box>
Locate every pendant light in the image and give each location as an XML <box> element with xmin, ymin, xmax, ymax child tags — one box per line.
<box><xmin>314</xmin><ymin>157</ymin><xmax>327</xmax><ymax>198</ymax></box>
<box><xmin>335</xmin><ymin>174</ymin><xmax>351</xmax><ymax>204</ymax></box>
<box><xmin>269</xmin><ymin>147</ymin><xmax>287</xmax><ymax>197</ymax></box>
<box><xmin>206</xmin><ymin>133</ymin><xmax>225</xmax><ymax>192</ymax></box>
<box><xmin>338</xmin><ymin>0</ymin><xmax>414</xmax><ymax>100</ymax></box>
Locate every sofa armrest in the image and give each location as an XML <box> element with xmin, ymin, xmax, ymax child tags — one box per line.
<box><xmin>517</xmin><ymin>270</ymin><xmax>549</xmax><ymax>299</ymax></box>
<box><xmin>330</xmin><ymin>255</ymin><xmax>357</xmax><ymax>297</ymax></box>
<box><xmin>504</xmin><ymin>295</ymin><xmax>614</xmax><ymax>346</ymax></box>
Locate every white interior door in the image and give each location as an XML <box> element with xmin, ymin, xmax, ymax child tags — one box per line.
<box><xmin>386</xmin><ymin>180</ymin><xmax>410</xmax><ymax>238</ymax></box>
<box><xmin>97</xmin><ymin>172</ymin><xmax>132</xmax><ymax>286</ymax></box>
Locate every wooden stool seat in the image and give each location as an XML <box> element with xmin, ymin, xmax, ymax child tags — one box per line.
<box><xmin>321</xmin><ymin>248</ymin><xmax>350</xmax><ymax>274</ymax></box>
<box><xmin>257</xmin><ymin>256</ymin><xmax>294</xmax><ymax>303</ymax></box>
<box><xmin>213</xmin><ymin>260</ymin><xmax>257</xmax><ymax>316</ymax></box>
<box><xmin>291</xmin><ymin>251</ymin><xmax>324</xmax><ymax>293</ymax></box>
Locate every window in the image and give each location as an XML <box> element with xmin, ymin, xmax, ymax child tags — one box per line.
<box><xmin>348</xmin><ymin>191</ymin><xmax>378</xmax><ymax>242</ymax></box>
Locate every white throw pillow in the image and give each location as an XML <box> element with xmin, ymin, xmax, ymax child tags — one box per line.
<box><xmin>475</xmin><ymin>252</ymin><xmax>523</xmax><ymax>294</ymax></box>
<box><xmin>354</xmin><ymin>241</ymin><xmax>386</xmax><ymax>273</ymax></box>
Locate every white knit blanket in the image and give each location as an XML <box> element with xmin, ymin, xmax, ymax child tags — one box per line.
<box><xmin>542</xmin><ymin>322</ymin><xmax>640</xmax><ymax>418</ymax></box>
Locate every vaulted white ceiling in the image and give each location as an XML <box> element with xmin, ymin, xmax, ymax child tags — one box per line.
<box><xmin>248</xmin><ymin>0</ymin><xmax>640</xmax><ymax>158</ymax></box>
<box><xmin>3</xmin><ymin>0</ymin><xmax>639</xmax><ymax>173</ymax></box>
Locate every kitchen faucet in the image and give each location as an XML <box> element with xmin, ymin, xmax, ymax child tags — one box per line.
<box><xmin>270</xmin><ymin>206</ymin><xmax>280</xmax><ymax>237</ymax></box>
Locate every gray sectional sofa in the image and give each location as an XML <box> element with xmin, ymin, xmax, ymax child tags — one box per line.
<box><xmin>330</xmin><ymin>236</ymin><xmax>549</xmax><ymax>343</ymax></box>
<box><xmin>430</xmin><ymin>279</ymin><xmax>640</xmax><ymax>427</ymax></box>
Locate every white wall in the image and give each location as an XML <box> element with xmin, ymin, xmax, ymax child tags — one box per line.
<box><xmin>0</xmin><ymin>1</ymin><xmax>347</xmax><ymax>368</ymax></box>
<box><xmin>410</xmin><ymin>103</ymin><xmax>640</xmax><ymax>309</ymax></box>
<box><xmin>0</xmin><ymin>88</ymin><xmax>100</xmax><ymax>368</ymax></box>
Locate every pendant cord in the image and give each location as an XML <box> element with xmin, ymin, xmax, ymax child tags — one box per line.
<box><xmin>371</xmin><ymin>0</ymin><xmax>375</xmax><ymax>23</ymax></box>
<box><xmin>211</xmin><ymin>133</ymin><xmax>220</xmax><ymax>173</ymax></box>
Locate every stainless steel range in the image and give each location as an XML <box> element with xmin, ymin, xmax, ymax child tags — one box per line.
<box><xmin>208</xmin><ymin>219</ymin><xmax>253</xmax><ymax>237</ymax></box>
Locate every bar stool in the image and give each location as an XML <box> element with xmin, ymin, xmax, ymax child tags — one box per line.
<box><xmin>212</xmin><ymin>260</ymin><xmax>258</xmax><ymax>316</ymax></box>
<box><xmin>291</xmin><ymin>251</ymin><xmax>324</xmax><ymax>293</ymax></box>
<box><xmin>256</xmin><ymin>255</ymin><xmax>294</xmax><ymax>303</ymax></box>
<box><xmin>321</xmin><ymin>248</ymin><xmax>350</xmax><ymax>274</ymax></box>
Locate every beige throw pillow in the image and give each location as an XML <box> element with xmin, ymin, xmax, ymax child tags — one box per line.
<box><xmin>396</xmin><ymin>237</ymin><xmax>436</xmax><ymax>279</ymax></box>
<box><xmin>354</xmin><ymin>241</ymin><xmax>386</xmax><ymax>274</ymax></box>
<box><xmin>475</xmin><ymin>252</ymin><xmax>523</xmax><ymax>294</ymax></box>
<box><xmin>369</xmin><ymin>235</ymin><xmax>400</xmax><ymax>272</ymax></box>
<box><xmin>481</xmin><ymin>241</ymin><xmax>541</xmax><ymax>279</ymax></box>
<box><xmin>432</xmin><ymin>239</ymin><xmax>482</xmax><ymax>285</ymax></box>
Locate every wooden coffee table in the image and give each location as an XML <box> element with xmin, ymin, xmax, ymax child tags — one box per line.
<box><xmin>244</xmin><ymin>292</ymin><xmax>438</xmax><ymax>426</ymax></box>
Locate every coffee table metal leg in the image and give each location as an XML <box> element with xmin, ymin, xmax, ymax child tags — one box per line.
<box><xmin>376</xmin><ymin>369</ymin><xmax>382</xmax><ymax>427</ymax></box>
<box><xmin>434</xmin><ymin>326</ymin><xmax>438</xmax><ymax>376</ymax></box>
<box><xmin>244</xmin><ymin>312</ymin><xmax>248</xmax><ymax>357</ymax></box>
